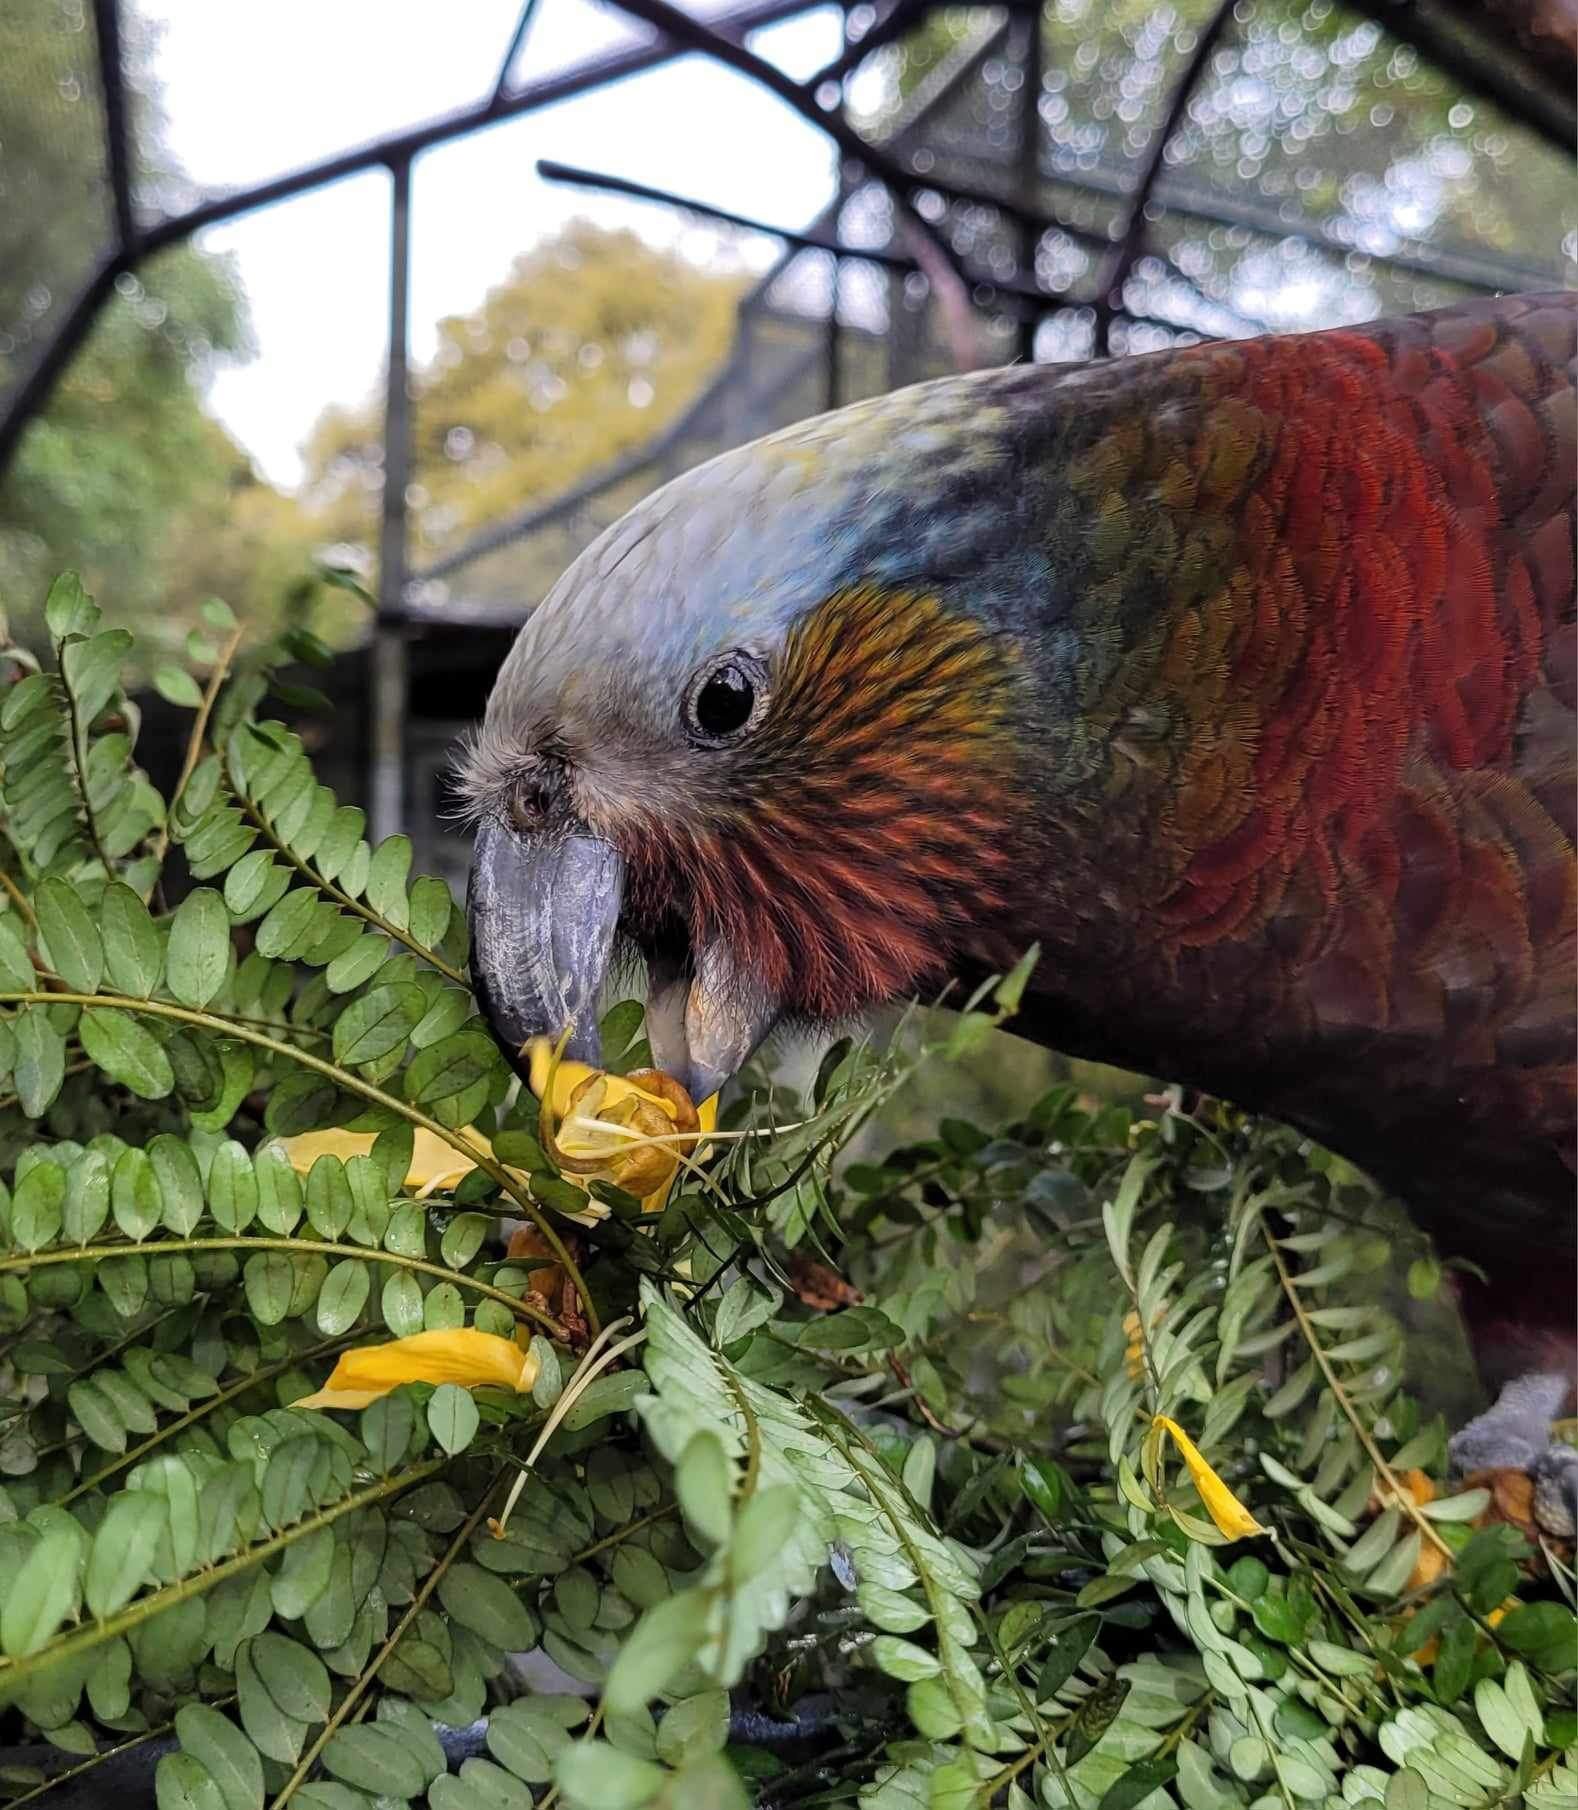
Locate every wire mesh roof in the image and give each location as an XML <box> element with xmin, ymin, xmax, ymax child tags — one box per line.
<box><xmin>1</xmin><ymin>0</ymin><xmax>1573</xmax><ymax>620</ymax></box>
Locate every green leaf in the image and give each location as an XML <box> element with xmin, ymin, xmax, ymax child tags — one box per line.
<box><xmin>113</xmin><ymin>1146</ymin><xmax>161</xmax><ymax>1238</ymax></box>
<box><xmin>13</xmin><ymin>1008</ymin><xmax>65</xmax><ymax>1115</ymax></box>
<box><xmin>244</xmin><ymin>1251</ymin><xmax>296</xmax><ymax>1326</ymax></box>
<box><xmin>427</xmin><ymin>1383</ymin><xmax>480</xmax><ymax>1455</ymax></box>
<box><xmin>174</xmin><ymin>1703</ymin><xmax>264</xmax><ymax>1810</ymax></box>
<box><xmin>1065</xmin><ymin>1673</ymin><xmax>1132</xmax><ymax>1765</ymax></box>
<box><xmin>12</xmin><ymin>1158</ymin><xmax>65</xmax><ymax>1251</ymax></box>
<box><xmin>993</xmin><ymin>942</ymin><xmax>1040</xmax><ymax>1013</ymax></box>
<box><xmin>249</xmin><ymin>1629</ymin><xmax>332</xmax><ymax>1723</ymax></box>
<box><xmin>437</xmin><ymin>1562</ymin><xmax>538</xmax><ymax>1649</ymax></box>
<box><xmin>366</xmin><ymin>835</ymin><xmax>413</xmax><ymax>929</ymax></box>
<box><xmin>166</xmin><ymin>888</ymin><xmax>232</xmax><ymax>1008</ymax></box>
<box><xmin>382</xmin><ymin>1269</ymin><xmax>424</xmax><ymax>1336</ymax></box>
<box><xmin>155</xmin><ymin>666</ymin><xmax>205</xmax><ymax>709</ymax></box>
<box><xmin>324</xmin><ymin>932</ymin><xmax>389</xmax><ymax>994</ymax></box>
<box><xmin>322</xmin><ymin>1724</ymin><xmax>429</xmax><ymax>1799</ymax></box>
<box><xmin>0</xmin><ymin>914</ymin><xmax>35</xmax><ymax>991</ymax></box>
<box><xmin>1100</xmin><ymin>1755</ymin><xmax>1180</xmax><ymax>1810</ymax></box>
<box><xmin>0</xmin><ymin>1523</ymin><xmax>81</xmax><ymax>1656</ymax></box>
<box><xmin>79</xmin><ymin>1007</ymin><xmax>175</xmax><ymax>1099</ymax></box>
<box><xmin>554</xmin><ymin>1741</ymin><xmax>666</xmax><ymax>1809</ymax></box>
<box><xmin>730</xmin><ymin>1485</ymin><xmax>802</xmax><ymax>1586</ymax></box>
<box><xmin>63</xmin><ymin>1149</ymin><xmax>111</xmax><ymax>1243</ymax></box>
<box><xmin>675</xmin><ymin>1429</ymin><xmax>733</xmax><ymax>1547</ymax></box>
<box><xmin>36</xmin><ymin>876</ymin><xmax>103</xmax><ymax>993</ymax></box>
<box><xmin>101</xmin><ymin>883</ymin><xmax>163</xmax><ymax>995</ymax></box>
<box><xmin>45</xmin><ymin>571</ymin><xmax>96</xmax><ymax>641</ymax></box>
<box><xmin>333</xmin><ymin>983</ymin><xmax>425</xmax><ymax>1065</ymax></box>
<box><xmin>316</xmin><ymin>1260</ymin><xmax>371</xmax><ymax>1336</ymax></box>
<box><xmin>656</xmin><ymin>1689</ymin><xmax>729</xmax><ymax>1768</ymax></box>
<box><xmin>150</xmin><ymin>1133</ymin><xmax>205</xmax><ymax>1236</ymax></box>
<box><xmin>408</xmin><ymin>875</ymin><xmax>452</xmax><ymax>947</ymax></box>
<box><xmin>604</xmin><ymin>1588</ymin><xmax>712</xmax><ymax>1714</ymax></box>
<box><xmin>235</xmin><ymin>1642</ymin><xmax>307</xmax><ymax>1765</ymax></box>
<box><xmin>1036</xmin><ymin>1612</ymin><xmax>1098</xmax><ymax>1700</ymax></box>
<box><xmin>1496</xmin><ymin>1600</ymin><xmax>1577</xmax><ymax>1669</ymax></box>
<box><xmin>255</xmin><ymin>888</ymin><xmax>319</xmax><ymax>960</ymax></box>
<box><xmin>155</xmin><ymin>1752</ymin><xmax>226</xmax><ymax>1810</ymax></box>
<box><xmin>792</xmin><ymin>1306</ymin><xmax>904</xmax><ymax>1352</ymax></box>
<box><xmin>86</xmin><ymin>1491</ymin><xmax>168</xmax><ymax>1618</ymax></box>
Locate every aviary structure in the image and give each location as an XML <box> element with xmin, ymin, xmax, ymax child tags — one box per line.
<box><xmin>461</xmin><ymin>292</ymin><xmax>1577</xmax><ymax>1527</ymax></box>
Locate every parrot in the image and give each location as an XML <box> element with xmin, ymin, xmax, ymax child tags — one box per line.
<box><xmin>459</xmin><ymin>290</ymin><xmax>1576</xmax><ymax>1527</ymax></box>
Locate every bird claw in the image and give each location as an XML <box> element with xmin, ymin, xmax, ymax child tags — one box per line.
<box><xmin>1448</xmin><ymin>1371</ymin><xmax>1576</xmax><ymax>1542</ymax></box>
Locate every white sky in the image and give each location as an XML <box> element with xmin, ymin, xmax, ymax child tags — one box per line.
<box><xmin>137</xmin><ymin>0</ymin><xmax>848</xmax><ymax>487</ymax></box>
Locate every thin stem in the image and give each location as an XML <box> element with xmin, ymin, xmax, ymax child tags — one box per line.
<box><xmin>0</xmin><ymin>1234</ymin><xmax>568</xmax><ymax>1340</ymax></box>
<box><xmin>489</xmin><ymin>1320</ymin><xmax>647</xmax><ymax>1538</ymax></box>
<box><xmin>570</xmin><ymin>1503</ymin><xmax>676</xmax><ymax>1564</ymax></box>
<box><xmin>149</xmin><ymin>623</ymin><xmax>244</xmax><ymax>874</ymax></box>
<box><xmin>0</xmin><ymin>1457</ymin><xmax>448</xmax><ymax>1689</ymax></box>
<box><xmin>270</xmin><ymin>1466</ymin><xmax>508</xmax><ymax>1808</ymax></box>
<box><xmin>238</xmin><ymin>792</ymin><xmax>465</xmax><ymax>988</ymax></box>
<box><xmin>1261</xmin><ymin>1217</ymin><xmax>1452</xmax><ymax>1561</ymax></box>
<box><xmin>60</xmin><ymin>667</ymin><xmax>117</xmax><ymax>879</ymax></box>
<box><xmin>0</xmin><ymin>989</ymin><xmax>597</xmax><ymax>1338</ymax></box>
<box><xmin>0</xmin><ymin>869</ymin><xmax>37</xmax><ymax>929</ymax></box>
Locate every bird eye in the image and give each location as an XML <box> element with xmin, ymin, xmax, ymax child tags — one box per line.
<box><xmin>683</xmin><ymin>653</ymin><xmax>767</xmax><ymax>746</ymax></box>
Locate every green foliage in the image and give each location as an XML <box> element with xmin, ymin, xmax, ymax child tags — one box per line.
<box><xmin>0</xmin><ymin>576</ymin><xmax>1568</xmax><ymax>1810</ymax></box>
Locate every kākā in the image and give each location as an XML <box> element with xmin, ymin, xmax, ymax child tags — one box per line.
<box><xmin>459</xmin><ymin>291</ymin><xmax>1576</xmax><ymax>1518</ymax></box>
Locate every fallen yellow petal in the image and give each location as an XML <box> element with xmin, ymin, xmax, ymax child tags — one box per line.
<box><xmin>1153</xmin><ymin>1414</ymin><xmax>1269</xmax><ymax>1541</ymax></box>
<box><xmin>275</xmin><ymin>1125</ymin><xmax>495</xmax><ymax>1195</ymax></box>
<box><xmin>294</xmin><ymin>1328</ymin><xmax>540</xmax><ymax>1412</ymax></box>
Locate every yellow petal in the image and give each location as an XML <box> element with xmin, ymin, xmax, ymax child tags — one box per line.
<box><xmin>294</xmin><ymin>1328</ymin><xmax>539</xmax><ymax>1412</ymax></box>
<box><xmin>275</xmin><ymin>1126</ymin><xmax>496</xmax><ymax>1195</ymax></box>
<box><xmin>1153</xmin><ymin>1414</ymin><xmax>1269</xmax><ymax>1541</ymax></box>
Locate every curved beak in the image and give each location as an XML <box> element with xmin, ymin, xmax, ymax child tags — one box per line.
<box><xmin>467</xmin><ymin>817</ymin><xmax>624</xmax><ymax>1078</ymax></box>
<box><xmin>467</xmin><ymin>815</ymin><xmax>781</xmax><ymax>1101</ymax></box>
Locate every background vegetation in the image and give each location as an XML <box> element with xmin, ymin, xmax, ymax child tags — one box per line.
<box><xmin>0</xmin><ymin>580</ymin><xmax>1566</xmax><ymax>1810</ymax></box>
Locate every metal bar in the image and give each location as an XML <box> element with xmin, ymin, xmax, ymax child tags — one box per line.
<box><xmin>371</xmin><ymin>156</ymin><xmax>412</xmax><ymax>845</ymax></box>
<box><xmin>1347</xmin><ymin>0</ymin><xmax>1574</xmax><ymax>153</ymax></box>
<box><xmin>1014</xmin><ymin>3</ymin><xmax>1043</xmax><ymax>363</ymax></box>
<box><xmin>0</xmin><ymin>0</ymin><xmax>821</xmax><ymax>474</ymax></box>
<box><xmin>1095</xmin><ymin>0</ymin><xmax>1235</xmax><ymax>357</ymax></box>
<box><xmin>1058</xmin><ymin>157</ymin><xmax>1565</xmax><ymax>297</ymax></box>
<box><xmin>809</xmin><ymin>0</ymin><xmax>934</xmax><ymax>88</ymax></box>
<box><xmin>598</xmin><ymin>0</ymin><xmax>1109</xmax><ymax>260</ymax></box>
<box><xmin>534</xmin><ymin>157</ymin><xmax>1065</xmax><ymax>305</ymax></box>
<box><xmin>90</xmin><ymin>0</ymin><xmax>137</xmax><ymax>250</ymax></box>
<box><xmin>490</xmin><ymin>0</ymin><xmax>544</xmax><ymax>109</ymax></box>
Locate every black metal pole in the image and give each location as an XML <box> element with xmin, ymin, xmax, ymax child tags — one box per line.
<box><xmin>90</xmin><ymin>0</ymin><xmax>137</xmax><ymax>251</ymax></box>
<box><xmin>371</xmin><ymin>154</ymin><xmax>412</xmax><ymax>845</ymax></box>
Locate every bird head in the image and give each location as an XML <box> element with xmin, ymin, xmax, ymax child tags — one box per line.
<box><xmin>458</xmin><ymin>371</ymin><xmax>1050</xmax><ymax>1102</ymax></box>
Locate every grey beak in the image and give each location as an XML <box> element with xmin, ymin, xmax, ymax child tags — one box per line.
<box><xmin>644</xmin><ymin>936</ymin><xmax>780</xmax><ymax>1106</ymax></box>
<box><xmin>467</xmin><ymin>816</ymin><xmax>624</xmax><ymax>1078</ymax></box>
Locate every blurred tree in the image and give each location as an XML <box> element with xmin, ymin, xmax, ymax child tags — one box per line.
<box><xmin>302</xmin><ymin>220</ymin><xmax>747</xmax><ymax>573</ymax></box>
<box><xmin>0</xmin><ymin>0</ymin><xmax>320</xmax><ymax>652</ymax></box>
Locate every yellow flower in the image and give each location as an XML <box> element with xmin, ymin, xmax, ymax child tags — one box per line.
<box><xmin>293</xmin><ymin>1328</ymin><xmax>540</xmax><ymax>1412</ymax></box>
<box><xmin>276</xmin><ymin>1030</ymin><xmax>717</xmax><ymax>1222</ymax></box>
<box><xmin>1153</xmin><ymin>1413</ymin><xmax>1269</xmax><ymax>1541</ymax></box>
<box><xmin>526</xmin><ymin>1037</ymin><xmax>717</xmax><ymax>1213</ymax></box>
